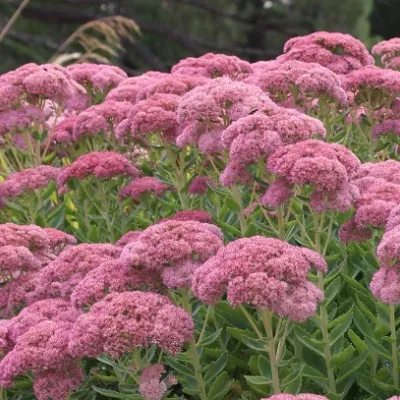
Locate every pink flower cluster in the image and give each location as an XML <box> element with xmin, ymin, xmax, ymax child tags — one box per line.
<box><xmin>66</xmin><ymin>63</ymin><xmax>127</xmax><ymax>91</ymax></box>
<box><xmin>373</xmin><ymin>38</ymin><xmax>400</xmax><ymax>67</ymax></box>
<box><xmin>33</xmin><ymin>243</ymin><xmax>121</xmax><ymax>300</ymax></box>
<box><xmin>246</xmin><ymin>60</ymin><xmax>347</xmax><ymax>105</ymax></box>
<box><xmin>0</xmin><ymin>166</ymin><xmax>60</xmax><ymax>207</ymax></box>
<box><xmin>0</xmin><ymin>298</ymin><xmax>82</xmax><ymax>398</ymax></box>
<box><xmin>192</xmin><ymin>236</ymin><xmax>326</xmax><ymax>321</ymax></box>
<box><xmin>176</xmin><ymin>77</ymin><xmax>275</xmax><ymax>153</ymax></box>
<box><xmin>264</xmin><ymin>139</ymin><xmax>360</xmax><ymax>212</ymax></box>
<box><xmin>139</xmin><ymin>364</ymin><xmax>177</xmax><ymax>400</ymax></box>
<box><xmin>106</xmin><ymin>71</ymin><xmax>168</xmax><ymax>103</ymax></box>
<box><xmin>121</xmin><ymin>219</ymin><xmax>223</xmax><ymax>289</ymax></box>
<box><xmin>262</xmin><ymin>395</ymin><xmax>328</xmax><ymax>400</ymax></box>
<box><xmin>346</xmin><ymin>66</ymin><xmax>400</xmax><ymax>104</ymax></box>
<box><xmin>188</xmin><ymin>176</ymin><xmax>216</xmax><ymax>195</ymax></box>
<box><xmin>119</xmin><ymin>176</ymin><xmax>172</xmax><ymax>201</ymax></box>
<box><xmin>0</xmin><ymin>63</ymin><xmax>84</xmax><ymax>105</ymax></box>
<box><xmin>70</xmin><ymin>100</ymin><xmax>132</xmax><ymax>141</ymax></box>
<box><xmin>171</xmin><ymin>52</ymin><xmax>253</xmax><ymax>79</ymax></box>
<box><xmin>116</xmin><ymin>93</ymin><xmax>181</xmax><ymax>142</ymax></box>
<box><xmin>279</xmin><ymin>31</ymin><xmax>373</xmax><ymax>74</ymax></box>
<box><xmin>158</xmin><ymin>210</ymin><xmax>213</xmax><ymax>224</ymax></box>
<box><xmin>220</xmin><ymin>108</ymin><xmax>325</xmax><ymax>186</ymax></box>
<box><xmin>68</xmin><ymin>291</ymin><xmax>193</xmax><ymax>357</ymax></box>
<box><xmin>0</xmin><ymin>105</ymin><xmax>46</xmax><ymax>137</ymax></box>
<box><xmin>57</xmin><ymin>151</ymin><xmax>139</xmax><ymax>194</ymax></box>
<box><xmin>0</xmin><ymin>224</ymin><xmax>77</xmax><ymax>315</ymax></box>
<box><xmin>339</xmin><ymin>160</ymin><xmax>400</xmax><ymax>242</ymax></box>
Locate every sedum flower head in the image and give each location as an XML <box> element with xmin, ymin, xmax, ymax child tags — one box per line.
<box><xmin>68</xmin><ymin>291</ymin><xmax>193</xmax><ymax>358</ymax></box>
<box><xmin>192</xmin><ymin>236</ymin><xmax>326</xmax><ymax>321</ymax></box>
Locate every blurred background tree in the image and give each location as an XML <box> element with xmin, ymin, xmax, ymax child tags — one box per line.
<box><xmin>0</xmin><ymin>0</ymin><xmax>396</xmax><ymax>74</ymax></box>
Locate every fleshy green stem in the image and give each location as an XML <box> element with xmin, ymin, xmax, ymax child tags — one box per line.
<box><xmin>318</xmin><ymin>270</ymin><xmax>337</xmax><ymax>394</ymax></box>
<box><xmin>314</xmin><ymin>213</ymin><xmax>337</xmax><ymax>394</ymax></box>
<box><xmin>181</xmin><ymin>291</ymin><xmax>207</xmax><ymax>400</ymax></box>
<box><xmin>390</xmin><ymin>304</ymin><xmax>399</xmax><ymax>388</ymax></box>
<box><xmin>231</xmin><ymin>184</ymin><xmax>247</xmax><ymax>235</ymax></box>
<box><xmin>277</xmin><ymin>206</ymin><xmax>285</xmax><ymax>240</ymax></box>
<box><xmin>163</xmin><ymin>141</ymin><xmax>189</xmax><ymax>209</ymax></box>
<box><xmin>260</xmin><ymin>309</ymin><xmax>281</xmax><ymax>394</ymax></box>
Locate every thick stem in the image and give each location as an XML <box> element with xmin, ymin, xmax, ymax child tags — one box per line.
<box><xmin>390</xmin><ymin>304</ymin><xmax>399</xmax><ymax>388</ymax></box>
<box><xmin>231</xmin><ymin>184</ymin><xmax>247</xmax><ymax>235</ymax></box>
<box><xmin>260</xmin><ymin>309</ymin><xmax>281</xmax><ymax>394</ymax></box>
<box><xmin>277</xmin><ymin>206</ymin><xmax>285</xmax><ymax>240</ymax></box>
<box><xmin>163</xmin><ymin>141</ymin><xmax>189</xmax><ymax>209</ymax></box>
<box><xmin>181</xmin><ymin>291</ymin><xmax>207</xmax><ymax>400</ymax></box>
<box><xmin>314</xmin><ymin>213</ymin><xmax>337</xmax><ymax>394</ymax></box>
<box><xmin>318</xmin><ymin>271</ymin><xmax>337</xmax><ymax>394</ymax></box>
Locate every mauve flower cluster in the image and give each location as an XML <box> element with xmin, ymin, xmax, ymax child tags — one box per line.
<box><xmin>106</xmin><ymin>71</ymin><xmax>168</xmax><ymax>103</ymax></box>
<box><xmin>32</xmin><ymin>243</ymin><xmax>121</xmax><ymax>301</ymax></box>
<box><xmin>158</xmin><ymin>210</ymin><xmax>213</xmax><ymax>224</ymax></box>
<box><xmin>116</xmin><ymin>93</ymin><xmax>181</xmax><ymax>142</ymax></box>
<box><xmin>176</xmin><ymin>77</ymin><xmax>275</xmax><ymax>153</ymax></box>
<box><xmin>119</xmin><ymin>176</ymin><xmax>172</xmax><ymax>201</ymax></box>
<box><xmin>372</xmin><ymin>119</ymin><xmax>400</xmax><ymax>139</ymax></box>
<box><xmin>0</xmin><ymin>298</ymin><xmax>82</xmax><ymax>398</ymax></box>
<box><xmin>121</xmin><ymin>219</ymin><xmax>223</xmax><ymax>289</ymax></box>
<box><xmin>66</xmin><ymin>63</ymin><xmax>127</xmax><ymax>92</ymax></box>
<box><xmin>0</xmin><ymin>63</ymin><xmax>84</xmax><ymax>105</ymax></box>
<box><xmin>0</xmin><ymin>224</ymin><xmax>76</xmax><ymax>315</ymax></box>
<box><xmin>70</xmin><ymin>100</ymin><xmax>132</xmax><ymax>141</ymax></box>
<box><xmin>262</xmin><ymin>395</ymin><xmax>328</xmax><ymax>400</ymax></box>
<box><xmin>373</xmin><ymin>38</ymin><xmax>400</xmax><ymax>68</ymax></box>
<box><xmin>70</xmin><ymin>259</ymin><xmax>158</xmax><ymax>309</ymax></box>
<box><xmin>339</xmin><ymin>160</ymin><xmax>400</xmax><ymax>243</ymax></box>
<box><xmin>345</xmin><ymin>66</ymin><xmax>400</xmax><ymax>105</ymax></box>
<box><xmin>0</xmin><ymin>105</ymin><xmax>46</xmax><ymax>137</ymax></box>
<box><xmin>264</xmin><ymin>139</ymin><xmax>360</xmax><ymax>212</ymax></box>
<box><xmin>171</xmin><ymin>52</ymin><xmax>253</xmax><ymax>79</ymax></box>
<box><xmin>220</xmin><ymin>108</ymin><xmax>325</xmax><ymax>186</ymax></box>
<box><xmin>0</xmin><ymin>166</ymin><xmax>60</xmax><ymax>207</ymax></box>
<box><xmin>188</xmin><ymin>176</ymin><xmax>216</xmax><ymax>195</ymax></box>
<box><xmin>192</xmin><ymin>236</ymin><xmax>326</xmax><ymax>321</ymax></box>
<box><xmin>139</xmin><ymin>364</ymin><xmax>177</xmax><ymax>400</ymax></box>
<box><xmin>57</xmin><ymin>151</ymin><xmax>139</xmax><ymax>194</ymax></box>
<box><xmin>68</xmin><ymin>291</ymin><xmax>193</xmax><ymax>357</ymax></box>
<box><xmin>135</xmin><ymin>74</ymin><xmax>208</xmax><ymax>101</ymax></box>
<box><xmin>246</xmin><ymin>60</ymin><xmax>347</xmax><ymax>105</ymax></box>
<box><xmin>279</xmin><ymin>31</ymin><xmax>373</xmax><ymax>74</ymax></box>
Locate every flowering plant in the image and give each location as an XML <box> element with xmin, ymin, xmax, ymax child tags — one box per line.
<box><xmin>2</xmin><ymin>32</ymin><xmax>400</xmax><ymax>400</ymax></box>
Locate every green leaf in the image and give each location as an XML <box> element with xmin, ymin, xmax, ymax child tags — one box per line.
<box><xmin>348</xmin><ymin>329</ymin><xmax>368</xmax><ymax>352</ymax></box>
<box><xmin>207</xmin><ymin>372</ymin><xmax>231</xmax><ymax>400</ymax></box>
<box><xmin>92</xmin><ymin>386</ymin><xmax>133</xmax><ymax>399</ymax></box>
<box><xmin>87</xmin><ymin>225</ymin><xmax>100</xmax><ymax>242</ymax></box>
<box><xmin>244</xmin><ymin>376</ymin><xmax>272</xmax><ymax>386</ymax></box>
<box><xmin>353</xmin><ymin>306</ymin><xmax>373</xmax><ymax>337</ymax></box>
<box><xmin>329</xmin><ymin>307</ymin><xmax>353</xmax><ymax>346</ymax></box>
<box><xmin>325</xmin><ymin>277</ymin><xmax>342</xmax><ymax>304</ymax></box>
<box><xmin>294</xmin><ymin>327</ymin><xmax>324</xmax><ymax>358</ymax></box>
<box><xmin>364</xmin><ymin>336</ymin><xmax>391</xmax><ymax>359</ymax></box>
<box><xmin>302</xmin><ymin>364</ymin><xmax>328</xmax><ymax>382</ymax></box>
<box><xmin>336</xmin><ymin>351</ymin><xmax>369</xmax><ymax>383</ymax></box>
<box><xmin>224</xmin><ymin>196</ymin><xmax>241</xmax><ymax>212</ymax></box>
<box><xmin>198</xmin><ymin>328</ymin><xmax>223</xmax><ymax>347</ymax></box>
<box><xmin>258</xmin><ymin>356</ymin><xmax>272</xmax><ymax>378</ymax></box>
<box><xmin>205</xmin><ymin>352</ymin><xmax>228</xmax><ymax>384</ymax></box>
<box><xmin>166</xmin><ymin>357</ymin><xmax>194</xmax><ymax>377</ymax></box>
<box><xmin>331</xmin><ymin>345</ymin><xmax>356</xmax><ymax>367</ymax></box>
<box><xmin>242</xmin><ymin>335</ymin><xmax>268</xmax><ymax>352</ymax></box>
<box><xmin>282</xmin><ymin>364</ymin><xmax>304</xmax><ymax>394</ymax></box>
